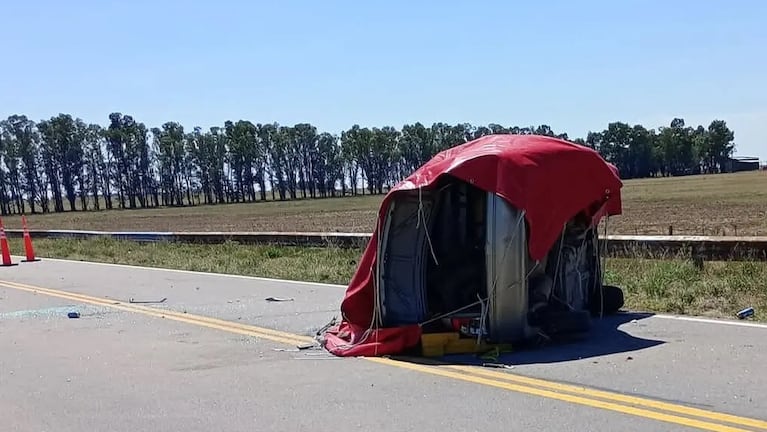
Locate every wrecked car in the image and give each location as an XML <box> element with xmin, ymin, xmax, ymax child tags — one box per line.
<box><xmin>320</xmin><ymin>134</ymin><xmax>625</xmax><ymax>357</ymax></box>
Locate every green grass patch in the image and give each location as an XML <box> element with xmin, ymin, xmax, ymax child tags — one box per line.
<box><xmin>605</xmin><ymin>258</ymin><xmax>765</xmax><ymax>319</ymax></box>
<box><xmin>8</xmin><ymin>237</ymin><xmax>360</xmax><ymax>285</ymax></box>
<box><xmin>8</xmin><ymin>237</ymin><xmax>766</xmax><ymax>321</ymax></box>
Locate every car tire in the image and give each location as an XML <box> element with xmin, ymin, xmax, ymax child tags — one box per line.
<box><xmin>589</xmin><ymin>284</ymin><xmax>624</xmax><ymax>316</ymax></box>
<box><xmin>542</xmin><ymin>309</ymin><xmax>592</xmax><ymax>335</ymax></box>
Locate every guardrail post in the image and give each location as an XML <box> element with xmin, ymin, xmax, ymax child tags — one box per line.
<box><xmin>691</xmin><ymin>245</ymin><xmax>704</xmax><ymax>270</ymax></box>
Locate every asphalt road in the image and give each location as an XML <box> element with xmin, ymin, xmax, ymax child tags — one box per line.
<box><xmin>1</xmin><ymin>258</ymin><xmax>766</xmax><ymax>432</ymax></box>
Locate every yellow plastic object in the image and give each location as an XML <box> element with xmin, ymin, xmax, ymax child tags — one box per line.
<box><xmin>420</xmin><ymin>332</ymin><xmax>491</xmax><ymax>357</ymax></box>
<box><xmin>420</xmin><ymin>332</ymin><xmax>459</xmax><ymax>357</ymax></box>
<box><xmin>421</xmin><ymin>344</ymin><xmax>445</xmax><ymax>357</ymax></box>
<box><xmin>445</xmin><ymin>338</ymin><xmax>486</xmax><ymax>354</ymax></box>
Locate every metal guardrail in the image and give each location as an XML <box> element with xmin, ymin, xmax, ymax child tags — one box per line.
<box><xmin>4</xmin><ymin>229</ymin><xmax>767</xmax><ymax>261</ymax></box>
<box><xmin>603</xmin><ymin>235</ymin><xmax>767</xmax><ymax>261</ymax></box>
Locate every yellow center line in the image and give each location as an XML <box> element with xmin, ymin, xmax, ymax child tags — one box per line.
<box><xmin>366</xmin><ymin>357</ymin><xmax>753</xmax><ymax>432</ymax></box>
<box><xmin>443</xmin><ymin>364</ymin><xmax>767</xmax><ymax>430</ymax></box>
<box><xmin>1</xmin><ymin>279</ymin><xmax>764</xmax><ymax>432</ymax></box>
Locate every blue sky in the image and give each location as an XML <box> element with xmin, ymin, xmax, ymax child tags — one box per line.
<box><xmin>1</xmin><ymin>0</ymin><xmax>765</xmax><ymax>160</ymax></box>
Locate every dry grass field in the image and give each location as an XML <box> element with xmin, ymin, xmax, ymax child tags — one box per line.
<box><xmin>617</xmin><ymin>171</ymin><xmax>767</xmax><ymax>236</ymax></box>
<box><xmin>3</xmin><ymin>171</ymin><xmax>765</xmax><ymax>236</ymax></box>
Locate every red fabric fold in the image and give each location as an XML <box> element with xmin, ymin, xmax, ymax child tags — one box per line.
<box><xmin>323</xmin><ymin>321</ymin><xmax>423</xmax><ymax>357</ymax></box>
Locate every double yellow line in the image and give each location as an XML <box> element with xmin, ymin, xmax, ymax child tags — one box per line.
<box><xmin>2</xmin><ymin>279</ymin><xmax>765</xmax><ymax>432</ymax></box>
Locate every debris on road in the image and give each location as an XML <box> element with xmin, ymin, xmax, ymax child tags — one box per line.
<box><xmin>275</xmin><ymin>344</ymin><xmax>321</xmax><ymax>352</ymax></box>
<box><xmin>104</xmin><ymin>295</ymin><xmax>168</xmax><ymax>304</ymax></box>
<box><xmin>481</xmin><ymin>362</ymin><xmax>514</xmax><ymax>369</ymax></box>
<box><xmin>129</xmin><ymin>297</ymin><xmax>168</xmax><ymax>304</ymax></box>
<box><xmin>265</xmin><ymin>296</ymin><xmax>294</xmax><ymax>302</ymax></box>
<box><xmin>737</xmin><ymin>307</ymin><xmax>755</xmax><ymax>320</ymax></box>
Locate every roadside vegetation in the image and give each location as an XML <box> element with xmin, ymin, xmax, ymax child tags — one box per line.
<box><xmin>8</xmin><ymin>237</ymin><xmax>764</xmax><ymax>322</ymax></box>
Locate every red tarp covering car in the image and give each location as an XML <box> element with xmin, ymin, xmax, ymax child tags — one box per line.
<box><xmin>322</xmin><ymin>134</ymin><xmax>623</xmax><ymax>357</ymax></box>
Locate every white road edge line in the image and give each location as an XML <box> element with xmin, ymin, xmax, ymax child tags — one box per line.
<box><xmin>8</xmin><ymin>255</ymin><xmax>346</xmax><ymax>289</ymax></box>
<box><xmin>651</xmin><ymin>313</ymin><xmax>767</xmax><ymax>329</ymax></box>
<box><xmin>12</xmin><ymin>255</ymin><xmax>767</xmax><ymax>330</ymax></box>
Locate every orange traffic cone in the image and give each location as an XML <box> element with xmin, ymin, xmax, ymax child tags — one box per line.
<box><xmin>21</xmin><ymin>216</ymin><xmax>40</xmax><ymax>262</ymax></box>
<box><xmin>0</xmin><ymin>223</ymin><xmax>15</xmax><ymax>267</ymax></box>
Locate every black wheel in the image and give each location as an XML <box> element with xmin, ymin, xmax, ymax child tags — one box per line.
<box><xmin>541</xmin><ymin>310</ymin><xmax>592</xmax><ymax>335</ymax></box>
<box><xmin>589</xmin><ymin>285</ymin><xmax>624</xmax><ymax>316</ymax></box>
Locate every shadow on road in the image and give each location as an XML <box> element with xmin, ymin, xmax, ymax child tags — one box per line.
<box><xmin>394</xmin><ymin>312</ymin><xmax>665</xmax><ymax>367</ymax></box>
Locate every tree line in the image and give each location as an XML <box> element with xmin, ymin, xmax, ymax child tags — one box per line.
<box><xmin>0</xmin><ymin>113</ymin><xmax>736</xmax><ymax>214</ymax></box>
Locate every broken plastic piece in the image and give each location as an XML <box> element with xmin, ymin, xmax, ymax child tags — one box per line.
<box><xmin>265</xmin><ymin>296</ymin><xmax>294</xmax><ymax>302</ymax></box>
<box><xmin>129</xmin><ymin>297</ymin><xmax>167</xmax><ymax>304</ymax></box>
<box><xmin>481</xmin><ymin>362</ymin><xmax>513</xmax><ymax>369</ymax></box>
<box><xmin>736</xmin><ymin>307</ymin><xmax>754</xmax><ymax>319</ymax></box>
